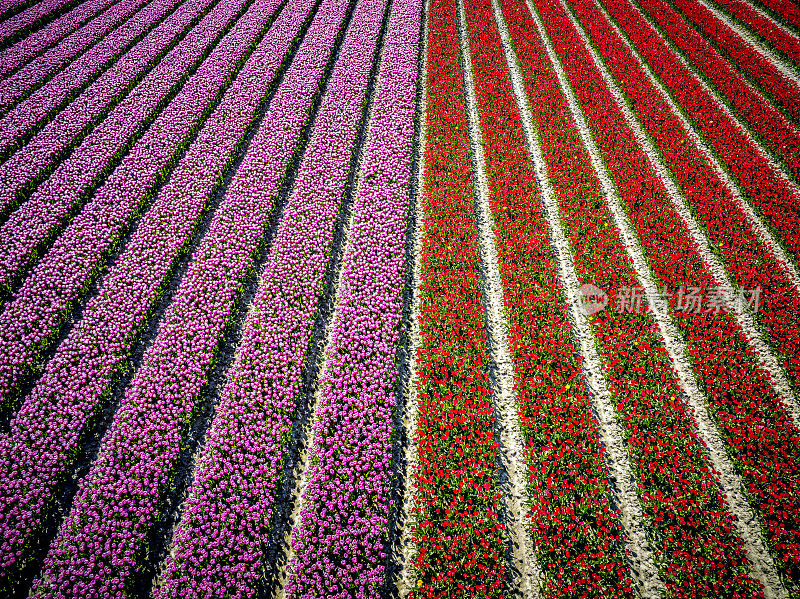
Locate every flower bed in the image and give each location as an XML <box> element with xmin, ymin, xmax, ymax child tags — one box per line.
<box><xmin>503</xmin><ymin>0</ymin><xmax>764</xmax><ymax>592</ymax></box>
<box><xmin>566</xmin><ymin>0</ymin><xmax>800</xmax><ymax>582</ymax></box>
<box><xmin>28</xmin><ymin>0</ymin><xmax>358</xmax><ymax>593</ymax></box>
<box><xmin>462</xmin><ymin>0</ymin><xmax>634</xmax><ymax>594</ymax></box>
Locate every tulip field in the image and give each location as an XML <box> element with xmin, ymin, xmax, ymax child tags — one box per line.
<box><xmin>1</xmin><ymin>0</ymin><xmax>800</xmax><ymax>594</ymax></box>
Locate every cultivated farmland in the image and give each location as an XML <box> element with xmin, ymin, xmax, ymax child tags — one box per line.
<box><xmin>0</xmin><ymin>0</ymin><xmax>799</xmax><ymax>595</ymax></box>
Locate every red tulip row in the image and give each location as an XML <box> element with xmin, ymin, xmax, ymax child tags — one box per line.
<box><xmin>461</xmin><ymin>0</ymin><xmax>634</xmax><ymax>595</ymax></box>
<box><xmin>565</xmin><ymin>0</ymin><xmax>800</xmax><ymax>583</ymax></box>
<box><xmin>504</xmin><ymin>0</ymin><xmax>764</xmax><ymax>593</ymax></box>
<box><xmin>596</xmin><ymin>0</ymin><xmax>800</xmax><ymax>388</ymax></box>
<box><xmin>704</xmin><ymin>0</ymin><xmax>800</xmax><ymax>70</ymax></box>
<box><xmin>632</xmin><ymin>0</ymin><xmax>800</xmax><ymax>181</ymax></box>
<box><xmin>749</xmin><ymin>0</ymin><xmax>800</xmax><ymax>33</ymax></box>
<box><xmin>410</xmin><ymin>0</ymin><xmax>507</xmax><ymax>593</ymax></box>
<box><xmin>667</xmin><ymin>0</ymin><xmax>800</xmax><ymax>128</ymax></box>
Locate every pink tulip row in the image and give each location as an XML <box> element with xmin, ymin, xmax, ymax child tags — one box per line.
<box><xmin>0</xmin><ymin>0</ymin><xmax>259</xmax><ymax>415</ymax></box>
<box><xmin>28</xmin><ymin>0</ymin><xmax>360</xmax><ymax>594</ymax></box>
<box><xmin>0</xmin><ymin>0</ymin><xmax>124</xmax><ymax>78</ymax></box>
<box><xmin>0</xmin><ymin>0</ymin><xmax>151</xmax><ymax>128</ymax></box>
<box><xmin>0</xmin><ymin>0</ymin><xmax>294</xmax><ymax>590</ymax></box>
<box><xmin>567</xmin><ymin>0</ymin><xmax>800</xmax><ymax>582</ymax></box>
<box><xmin>0</xmin><ymin>0</ymin><xmax>241</xmax><ymax>286</ymax></box>
<box><xmin>157</xmin><ymin>0</ymin><xmax>399</xmax><ymax>594</ymax></box>
<box><xmin>0</xmin><ymin>0</ymin><xmax>184</xmax><ymax>147</ymax></box>
<box><xmin>596</xmin><ymin>0</ymin><xmax>800</xmax><ymax>395</ymax></box>
<box><xmin>0</xmin><ymin>0</ymin><xmax>82</xmax><ymax>46</ymax></box>
<box><xmin>286</xmin><ymin>0</ymin><xmax>422</xmax><ymax>594</ymax></box>
<box><xmin>702</xmin><ymin>0</ymin><xmax>800</xmax><ymax>79</ymax></box>
<box><xmin>634</xmin><ymin>0</ymin><xmax>800</xmax><ymax>181</ymax></box>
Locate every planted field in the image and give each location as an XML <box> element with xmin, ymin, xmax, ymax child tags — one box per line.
<box><xmin>0</xmin><ymin>0</ymin><xmax>798</xmax><ymax>594</ymax></box>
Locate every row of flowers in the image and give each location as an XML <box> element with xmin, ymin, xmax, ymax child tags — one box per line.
<box><xmin>0</xmin><ymin>0</ymin><xmax>242</xmax><ymax>292</ymax></box>
<box><xmin>0</xmin><ymin>0</ymin><xmax>162</xmax><ymax>217</ymax></box>
<box><xmin>0</xmin><ymin>0</ymin><xmax>123</xmax><ymax>78</ymax></box>
<box><xmin>753</xmin><ymin>0</ymin><xmax>800</xmax><ymax>32</ymax></box>
<box><xmin>664</xmin><ymin>0</ymin><xmax>800</xmax><ymax>154</ymax></box>
<box><xmin>463</xmin><ymin>0</ymin><xmax>633</xmax><ymax>595</ymax></box>
<box><xmin>410</xmin><ymin>0</ymin><xmax>507</xmax><ymax>594</ymax></box>
<box><xmin>0</xmin><ymin>0</ymin><xmax>265</xmax><ymax>416</ymax></box>
<box><xmin>566</xmin><ymin>0</ymin><xmax>800</xmax><ymax>583</ymax></box>
<box><xmin>0</xmin><ymin>0</ymin><xmax>81</xmax><ymax>48</ymax></box>
<box><xmin>697</xmin><ymin>0</ymin><xmax>800</xmax><ymax>66</ymax></box>
<box><xmin>0</xmin><ymin>0</ymin><xmax>298</xmax><ymax>591</ymax></box>
<box><xmin>27</xmin><ymin>0</ymin><xmax>356</xmax><ymax>593</ymax></box>
<box><xmin>596</xmin><ymin>0</ymin><xmax>800</xmax><ymax>391</ymax></box>
<box><xmin>286</xmin><ymin>0</ymin><xmax>422</xmax><ymax>594</ymax></box>
<box><xmin>156</xmin><ymin>0</ymin><xmax>393</xmax><ymax>594</ymax></box>
<box><xmin>513</xmin><ymin>0</ymin><xmax>763</xmax><ymax>593</ymax></box>
<box><xmin>631</xmin><ymin>0</ymin><xmax>800</xmax><ymax>183</ymax></box>
<box><xmin>0</xmin><ymin>0</ymin><xmax>182</xmax><ymax>153</ymax></box>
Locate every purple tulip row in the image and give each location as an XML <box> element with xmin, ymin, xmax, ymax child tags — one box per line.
<box><xmin>0</xmin><ymin>0</ymin><xmax>184</xmax><ymax>147</ymax></box>
<box><xmin>153</xmin><ymin>0</ymin><xmax>389</xmax><ymax>594</ymax></box>
<box><xmin>0</xmin><ymin>0</ymin><xmax>81</xmax><ymax>45</ymax></box>
<box><xmin>0</xmin><ymin>0</ymin><xmax>302</xmax><ymax>586</ymax></box>
<box><xmin>27</xmin><ymin>0</ymin><xmax>358</xmax><ymax>594</ymax></box>
<box><xmin>0</xmin><ymin>0</ymin><xmax>289</xmax><ymax>414</ymax></box>
<box><xmin>0</xmin><ymin>0</ymin><xmax>256</xmax><ymax>411</ymax></box>
<box><xmin>0</xmin><ymin>0</ymin><xmax>244</xmax><ymax>287</ymax></box>
<box><xmin>0</xmin><ymin>0</ymin><xmax>144</xmax><ymax>85</ymax></box>
<box><xmin>0</xmin><ymin>0</ymin><xmax>209</xmax><ymax>222</ymax></box>
<box><xmin>285</xmin><ymin>0</ymin><xmax>421</xmax><ymax>594</ymax></box>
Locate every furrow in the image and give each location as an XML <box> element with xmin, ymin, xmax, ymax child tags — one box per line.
<box><xmin>409</xmin><ymin>0</ymin><xmax>511</xmax><ymax>590</ymax></box>
<box><xmin>531</xmin><ymin>0</ymin><xmax>787</xmax><ymax>594</ymax></box>
<box><xmin>566</xmin><ymin>0</ymin><xmax>800</xmax><ymax>430</ymax></box>
<box><xmin>695</xmin><ymin>0</ymin><xmax>800</xmax><ymax>84</ymax></box>
<box><xmin>624</xmin><ymin>0</ymin><xmax>800</xmax><ymax>184</ymax></box>
<box><xmin>0</xmin><ymin>0</ymin><xmax>123</xmax><ymax>79</ymax></box>
<box><xmin>739</xmin><ymin>0</ymin><xmax>800</xmax><ymax>40</ymax></box>
<box><xmin>504</xmin><ymin>0</ymin><xmax>769</xmax><ymax>591</ymax></box>
<box><xmin>663</xmin><ymin>0</ymin><xmax>800</xmax><ymax>130</ymax></box>
<box><xmin>0</xmin><ymin>0</ymin><xmax>219</xmax><ymax>232</ymax></box>
<box><xmin>567</xmin><ymin>0</ymin><xmax>800</xmax><ymax>584</ymax></box>
<box><xmin>0</xmin><ymin>0</ymin><xmax>150</xmax><ymax>112</ymax></box>
<box><xmin>25</xmin><ymin>0</ymin><xmax>362</xmax><ymax>593</ymax></box>
<box><xmin>491</xmin><ymin>1</ymin><xmax>664</xmax><ymax>596</ymax></box>
<box><xmin>0</xmin><ymin>0</ymin><xmax>247</xmax><ymax>294</ymax></box>
<box><xmin>149</xmin><ymin>0</ymin><xmax>389</xmax><ymax>595</ymax></box>
<box><xmin>709</xmin><ymin>0</ymin><xmax>800</xmax><ymax>67</ymax></box>
<box><xmin>284</xmin><ymin>0</ymin><xmax>424</xmax><ymax>592</ymax></box>
<box><xmin>456</xmin><ymin>0</ymin><xmax>540</xmax><ymax>595</ymax></box>
<box><xmin>0</xmin><ymin>0</ymin><xmax>270</xmax><ymax>419</ymax></box>
<box><xmin>589</xmin><ymin>0</ymin><xmax>800</xmax><ymax>311</ymax></box>
<box><xmin>0</xmin><ymin>0</ymin><xmax>306</xmax><ymax>592</ymax></box>
<box><xmin>0</xmin><ymin>0</ymin><xmax>84</xmax><ymax>48</ymax></box>
<box><xmin>0</xmin><ymin>0</ymin><xmax>184</xmax><ymax>148</ymax></box>
<box><xmin>594</xmin><ymin>0</ymin><xmax>800</xmax><ymax>392</ymax></box>
<box><xmin>604</xmin><ymin>0</ymin><xmax>800</xmax><ymax>263</ymax></box>
<box><xmin>396</xmin><ymin>0</ymin><xmax>427</xmax><ymax>594</ymax></box>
